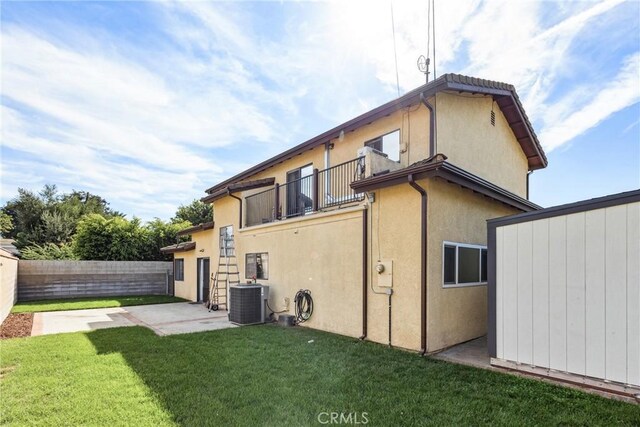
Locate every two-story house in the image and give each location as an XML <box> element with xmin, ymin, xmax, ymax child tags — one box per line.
<box><xmin>163</xmin><ymin>73</ymin><xmax>547</xmax><ymax>354</ymax></box>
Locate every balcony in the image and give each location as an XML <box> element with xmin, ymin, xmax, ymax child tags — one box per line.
<box><xmin>244</xmin><ymin>156</ymin><xmax>366</xmax><ymax>227</ymax></box>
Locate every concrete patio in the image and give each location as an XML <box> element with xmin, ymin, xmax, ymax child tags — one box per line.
<box><xmin>31</xmin><ymin>302</ymin><xmax>235</xmax><ymax>336</ymax></box>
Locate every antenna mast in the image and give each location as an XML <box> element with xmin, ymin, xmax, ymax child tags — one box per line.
<box><xmin>417</xmin><ymin>0</ymin><xmax>435</xmax><ymax>83</ymax></box>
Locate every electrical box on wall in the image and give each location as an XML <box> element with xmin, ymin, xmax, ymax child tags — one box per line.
<box><xmin>376</xmin><ymin>260</ymin><xmax>393</xmax><ymax>287</ymax></box>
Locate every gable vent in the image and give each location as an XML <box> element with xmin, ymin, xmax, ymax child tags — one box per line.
<box><xmin>490</xmin><ymin>110</ymin><xmax>496</xmax><ymax>126</ymax></box>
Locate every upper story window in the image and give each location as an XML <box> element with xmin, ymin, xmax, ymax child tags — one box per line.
<box><xmin>219</xmin><ymin>226</ymin><xmax>234</xmax><ymax>257</ymax></box>
<box><xmin>365</xmin><ymin>130</ymin><xmax>400</xmax><ymax>162</ymax></box>
<box><xmin>443</xmin><ymin>241</ymin><xmax>487</xmax><ymax>287</ymax></box>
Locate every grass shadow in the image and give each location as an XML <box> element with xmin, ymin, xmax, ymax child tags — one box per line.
<box><xmin>85</xmin><ymin>325</ymin><xmax>640</xmax><ymax>426</ymax></box>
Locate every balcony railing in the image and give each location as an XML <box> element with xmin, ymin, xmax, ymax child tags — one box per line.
<box><xmin>318</xmin><ymin>157</ymin><xmax>365</xmax><ymax>209</ymax></box>
<box><xmin>244</xmin><ymin>156</ymin><xmax>365</xmax><ymax>227</ymax></box>
<box><xmin>245</xmin><ymin>186</ymin><xmax>277</xmax><ymax>227</ymax></box>
<box><xmin>281</xmin><ymin>174</ymin><xmax>314</xmax><ymax>219</ymax></box>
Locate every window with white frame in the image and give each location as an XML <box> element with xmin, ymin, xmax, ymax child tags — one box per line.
<box><xmin>443</xmin><ymin>242</ymin><xmax>488</xmax><ymax>287</ymax></box>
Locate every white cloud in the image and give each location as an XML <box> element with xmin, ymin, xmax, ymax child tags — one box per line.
<box><xmin>539</xmin><ymin>52</ymin><xmax>640</xmax><ymax>151</ymax></box>
<box><xmin>1</xmin><ymin>0</ymin><xmax>638</xmax><ymax>220</ymax></box>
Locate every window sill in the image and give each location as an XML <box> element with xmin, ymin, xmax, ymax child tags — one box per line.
<box><xmin>442</xmin><ymin>282</ymin><xmax>487</xmax><ymax>289</ymax></box>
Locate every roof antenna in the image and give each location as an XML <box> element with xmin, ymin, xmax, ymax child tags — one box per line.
<box><xmin>417</xmin><ymin>55</ymin><xmax>430</xmax><ymax>83</ymax></box>
<box><xmin>417</xmin><ymin>0</ymin><xmax>434</xmax><ymax>84</ymax></box>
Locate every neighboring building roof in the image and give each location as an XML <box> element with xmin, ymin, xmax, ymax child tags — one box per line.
<box><xmin>160</xmin><ymin>241</ymin><xmax>196</xmax><ymax>254</ymax></box>
<box><xmin>351</xmin><ymin>154</ymin><xmax>540</xmax><ymax>212</ymax></box>
<box><xmin>201</xmin><ymin>177</ymin><xmax>275</xmax><ymax>203</ymax></box>
<box><xmin>176</xmin><ymin>221</ymin><xmax>215</xmax><ymax>237</ymax></box>
<box><xmin>0</xmin><ymin>247</ymin><xmax>19</xmax><ymax>260</ymax></box>
<box><xmin>488</xmin><ymin>188</ymin><xmax>640</xmax><ymax>227</ymax></box>
<box><xmin>204</xmin><ymin>73</ymin><xmax>547</xmax><ymax>196</ymax></box>
<box><xmin>0</xmin><ymin>239</ymin><xmax>20</xmax><ymax>257</ymax></box>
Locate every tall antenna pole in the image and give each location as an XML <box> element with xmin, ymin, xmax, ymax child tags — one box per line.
<box><xmin>432</xmin><ymin>0</ymin><xmax>436</xmax><ymax>80</ymax></box>
<box><xmin>391</xmin><ymin>0</ymin><xmax>401</xmax><ymax>97</ymax></box>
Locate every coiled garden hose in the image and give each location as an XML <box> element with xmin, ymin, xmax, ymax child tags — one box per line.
<box><xmin>294</xmin><ymin>289</ymin><xmax>313</xmax><ymax>324</ymax></box>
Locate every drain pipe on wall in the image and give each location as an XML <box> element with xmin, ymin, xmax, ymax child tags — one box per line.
<box><xmin>360</xmin><ymin>207</ymin><xmax>368</xmax><ymax>340</ymax></box>
<box><xmin>408</xmin><ymin>174</ymin><xmax>428</xmax><ymax>356</ymax></box>
<box><xmin>420</xmin><ymin>93</ymin><xmax>436</xmax><ymax>157</ymax></box>
<box><xmin>228</xmin><ymin>192</ymin><xmax>243</xmax><ymax>229</ymax></box>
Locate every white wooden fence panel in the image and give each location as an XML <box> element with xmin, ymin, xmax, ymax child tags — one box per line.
<box><xmin>517</xmin><ymin>222</ymin><xmax>534</xmax><ymax>364</ymax></box>
<box><xmin>627</xmin><ymin>203</ymin><xmax>640</xmax><ymax>386</ymax></box>
<box><xmin>502</xmin><ymin>225</ymin><xmax>519</xmax><ymax>363</ymax></box>
<box><xmin>495</xmin><ymin>227</ymin><xmax>504</xmax><ymax>359</ymax></box>
<box><xmin>566</xmin><ymin>212</ymin><xmax>586</xmax><ymax>376</ymax></box>
<box><xmin>585</xmin><ymin>209</ymin><xmax>606</xmax><ymax>380</ymax></box>
<box><xmin>605</xmin><ymin>205</ymin><xmax>627</xmax><ymax>384</ymax></box>
<box><xmin>494</xmin><ymin>200</ymin><xmax>640</xmax><ymax>387</ymax></box>
<box><xmin>548</xmin><ymin>216</ymin><xmax>567</xmax><ymax>372</ymax></box>
<box><xmin>532</xmin><ymin>219</ymin><xmax>550</xmax><ymax>368</ymax></box>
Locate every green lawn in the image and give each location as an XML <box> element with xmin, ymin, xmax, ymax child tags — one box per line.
<box><xmin>1</xmin><ymin>326</ymin><xmax>638</xmax><ymax>426</ymax></box>
<box><xmin>11</xmin><ymin>295</ymin><xmax>187</xmax><ymax>313</ymax></box>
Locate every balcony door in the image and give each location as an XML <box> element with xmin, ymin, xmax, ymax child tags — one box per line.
<box><xmin>285</xmin><ymin>164</ymin><xmax>313</xmax><ymax>218</ymax></box>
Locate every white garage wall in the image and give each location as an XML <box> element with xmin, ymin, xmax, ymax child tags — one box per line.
<box><xmin>494</xmin><ymin>200</ymin><xmax>640</xmax><ymax>387</ymax></box>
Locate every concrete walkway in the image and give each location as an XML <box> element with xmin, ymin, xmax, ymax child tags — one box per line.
<box><xmin>31</xmin><ymin>302</ymin><xmax>236</xmax><ymax>336</ymax></box>
<box><xmin>432</xmin><ymin>336</ymin><xmax>492</xmax><ymax>369</ymax></box>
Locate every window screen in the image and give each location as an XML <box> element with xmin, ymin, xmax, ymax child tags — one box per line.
<box><xmin>246</xmin><ymin>253</ymin><xmax>269</xmax><ymax>280</ymax></box>
<box><xmin>458</xmin><ymin>247</ymin><xmax>480</xmax><ymax>283</ymax></box>
<box><xmin>443</xmin><ymin>245</ymin><xmax>456</xmax><ymax>284</ymax></box>
<box><xmin>174</xmin><ymin>259</ymin><xmax>184</xmax><ymax>281</ymax></box>
<box><xmin>481</xmin><ymin>249</ymin><xmax>488</xmax><ymax>282</ymax></box>
<box><xmin>219</xmin><ymin>226</ymin><xmax>234</xmax><ymax>257</ymax></box>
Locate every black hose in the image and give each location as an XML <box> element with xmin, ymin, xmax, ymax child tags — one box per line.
<box><xmin>294</xmin><ymin>289</ymin><xmax>313</xmax><ymax>324</ymax></box>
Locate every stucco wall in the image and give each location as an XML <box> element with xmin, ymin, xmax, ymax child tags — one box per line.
<box><xmin>0</xmin><ymin>249</ymin><xmax>19</xmax><ymax>323</ymax></box>
<box><xmin>367</xmin><ymin>183</ymin><xmax>422</xmax><ymax>350</ymax></box>
<box><xmin>426</xmin><ymin>179</ymin><xmax>520</xmax><ymax>352</ymax></box>
<box><xmin>435</xmin><ymin>92</ymin><xmax>529</xmax><ymax>197</ymax></box>
<box><xmin>237</xmin><ymin>208</ymin><xmax>364</xmax><ymax>338</ymax></box>
<box><xmin>201</xmin><ymin>93</ymin><xmax>533</xmax><ymax>351</ymax></box>
<box><xmin>173</xmin><ymin>229</ymin><xmax>214</xmax><ymax>302</ymax></box>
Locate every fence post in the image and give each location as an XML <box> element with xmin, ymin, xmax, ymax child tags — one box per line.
<box><xmin>274</xmin><ymin>183</ymin><xmax>280</xmax><ymax>220</ymax></box>
<box><xmin>312</xmin><ymin>168</ymin><xmax>319</xmax><ymax>212</ymax></box>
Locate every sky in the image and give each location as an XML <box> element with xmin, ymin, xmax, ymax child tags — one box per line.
<box><xmin>1</xmin><ymin>0</ymin><xmax>639</xmax><ymax>221</ymax></box>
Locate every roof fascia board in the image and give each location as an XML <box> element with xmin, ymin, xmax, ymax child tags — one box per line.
<box><xmin>488</xmin><ymin>189</ymin><xmax>640</xmax><ymax>227</ymax></box>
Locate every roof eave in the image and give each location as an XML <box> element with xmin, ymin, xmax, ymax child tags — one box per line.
<box><xmin>351</xmin><ymin>160</ymin><xmax>540</xmax><ymax>212</ymax></box>
<box><xmin>204</xmin><ymin>73</ymin><xmax>547</xmax><ymax>194</ymax></box>
<box><xmin>160</xmin><ymin>242</ymin><xmax>196</xmax><ymax>254</ymax></box>
<box><xmin>176</xmin><ymin>221</ymin><xmax>215</xmax><ymax>237</ymax></box>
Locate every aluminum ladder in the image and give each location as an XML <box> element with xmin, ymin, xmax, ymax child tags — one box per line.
<box><xmin>208</xmin><ymin>237</ymin><xmax>239</xmax><ymax>311</ymax></box>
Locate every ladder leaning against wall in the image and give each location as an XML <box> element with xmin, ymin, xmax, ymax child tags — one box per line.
<box><xmin>208</xmin><ymin>234</ymin><xmax>239</xmax><ymax>311</ymax></box>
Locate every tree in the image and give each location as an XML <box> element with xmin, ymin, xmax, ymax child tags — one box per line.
<box><xmin>173</xmin><ymin>199</ymin><xmax>212</xmax><ymax>226</ymax></box>
<box><xmin>2</xmin><ymin>188</ymin><xmax>46</xmax><ymax>248</ymax></box>
<box><xmin>0</xmin><ymin>211</ymin><xmax>13</xmax><ymax>237</ymax></box>
<box><xmin>21</xmin><ymin>243</ymin><xmax>77</xmax><ymax>260</ymax></box>
<box><xmin>145</xmin><ymin>218</ymin><xmax>191</xmax><ymax>261</ymax></box>
<box><xmin>1</xmin><ymin>185</ymin><xmax>122</xmax><ymax>249</ymax></box>
<box><xmin>73</xmin><ymin>214</ymin><xmax>150</xmax><ymax>260</ymax></box>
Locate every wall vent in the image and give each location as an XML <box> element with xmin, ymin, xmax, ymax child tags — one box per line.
<box><xmin>490</xmin><ymin>110</ymin><xmax>496</xmax><ymax>126</ymax></box>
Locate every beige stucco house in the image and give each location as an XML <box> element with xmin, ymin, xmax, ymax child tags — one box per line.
<box><xmin>163</xmin><ymin>73</ymin><xmax>547</xmax><ymax>354</ymax></box>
